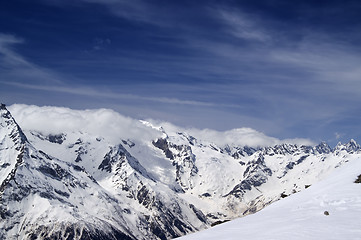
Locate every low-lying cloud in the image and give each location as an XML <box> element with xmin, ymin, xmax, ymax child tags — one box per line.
<box><xmin>8</xmin><ymin>104</ymin><xmax>315</xmax><ymax>148</ymax></box>
<box><xmin>144</xmin><ymin>120</ymin><xmax>315</xmax><ymax>148</ymax></box>
<box><xmin>8</xmin><ymin>104</ymin><xmax>162</xmax><ymax>144</ymax></box>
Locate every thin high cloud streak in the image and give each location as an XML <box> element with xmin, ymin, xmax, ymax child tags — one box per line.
<box><xmin>212</xmin><ymin>8</ymin><xmax>361</xmax><ymax>88</ymax></box>
<box><xmin>45</xmin><ymin>0</ymin><xmax>170</xmax><ymax>26</ymax></box>
<box><xmin>271</xmin><ymin>39</ymin><xmax>361</xmax><ymax>85</ymax></box>
<box><xmin>0</xmin><ymin>34</ymin><xmax>26</xmax><ymax>65</ymax></box>
<box><xmin>1</xmin><ymin>81</ymin><xmax>240</xmax><ymax>108</ymax></box>
<box><xmin>206</xmin><ymin>9</ymin><xmax>361</xmax><ymax>118</ymax></box>
<box><xmin>217</xmin><ymin>9</ymin><xmax>270</xmax><ymax>42</ymax></box>
<box><xmin>0</xmin><ymin>34</ymin><xmax>238</xmax><ymax>108</ymax></box>
<box><xmin>37</xmin><ymin>0</ymin><xmax>361</xmax><ymax>75</ymax></box>
<box><xmin>0</xmin><ymin>34</ymin><xmax>63</xmax><ymax>85</ymax></box>
<box><xmin>82</xmin><ymin>0</ymin><xmax>154</xmax><ymax>23</ymax></box>
<box><xmin>8</xmin><ymin>104</ymin><xmax>315</xmax><ymax>148</ymax></box>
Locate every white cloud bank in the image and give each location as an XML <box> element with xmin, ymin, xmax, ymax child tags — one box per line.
<box><xmin>144</xmin><ymin>120</ymin><xmax>315</xmax><ymax>148</ymax></box>
<box><xmin>8</xmin><ymin>104</ymin><xmax>162</xmax><ymax>144</ymax></box>
<box><xmin>189</xmin><ymin>128</ymin><xmax>314</xmax><ymax>148</ymax></box>
<box><xmin>8</xmin><ymin>104</ymin><xmax>314</xmax><ymax>148</ymax></box>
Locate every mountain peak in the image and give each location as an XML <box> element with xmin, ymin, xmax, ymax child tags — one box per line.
<box><xmin>314</xmin><ymin>141</ymin><xmax>332</xmax><ymax>154</ymax></box>
<box><xmin>0</xmin><ymin>103</ymin><xmax>28</xmax><ymax>145</ymax></box>
<box><xmin>348</xmin><ymin>139</ymin><xmax>357</xmax><ymax>146</ymax></box>
<box><xmin>333</xmin><ymin>139</ymin><xmax>360</xmax><ymax>154</ymax></box>
<box><xmin>346</xmin><ymin>139</ymin><xmax>360</xmax><ymax>153</ymax></box>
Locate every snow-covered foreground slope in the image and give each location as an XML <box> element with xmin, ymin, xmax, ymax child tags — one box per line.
<box><xmin>179</xmin><ymin>157</ymin><xmax>361</xmax><ymax>240</ymax></box>
<box><xmin>1</xmin><ymin>103</ymin><xmax>360</xmax><ymax>239</ymax></box>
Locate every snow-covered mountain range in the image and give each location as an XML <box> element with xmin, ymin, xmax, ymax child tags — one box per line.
<box><xmin>1</xmin><ymin>104</ymin><xmax>360</xmax><ymax>240</ymax></box>
<box><xmin>179</xmin><ymin>148</ymin><xmax>361</xmax><ymax>240</ymax></box>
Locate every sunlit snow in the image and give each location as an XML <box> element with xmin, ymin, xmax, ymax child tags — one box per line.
<box><xmin>179</xmin><ymin>157</ymin><xmax>361</xmax><ymax>240</ymax></box>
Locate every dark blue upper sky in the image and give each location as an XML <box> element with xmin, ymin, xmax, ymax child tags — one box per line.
<box><xmin>1</xmin><ymin>0</ymin><xmax>361</xmax><ymax>145</ymax></box>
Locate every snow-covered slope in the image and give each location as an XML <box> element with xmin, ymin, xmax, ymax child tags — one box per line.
<box><xmin>1</xmin><ymin>104</ymin><xmax>360</xmax><ymax>239</ymax></box>
<box><xmin>0</xmin><ymin>105</ymin><xmax>206</xmax><ymax>240</ymax></box>
<box><xmin>179</xmin><ymin>154</ymin><xmax>361</xmax><ymax>240</ymax></box>
<box><xmin>0</xmin><ymin>104</ymin><xmax>139</xmax><ymax>239</ymax></box>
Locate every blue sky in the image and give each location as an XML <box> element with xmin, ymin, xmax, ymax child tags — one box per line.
<box><xmin>1</xmin><ymin>0</ymin><xmax>361</xmax><ymax>145</ymax></box>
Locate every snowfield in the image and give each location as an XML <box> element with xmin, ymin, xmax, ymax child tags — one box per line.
<box><xmin>179</xmin><ymin>156</ymin><xmax>361</xmax><ymax>240</ymax></box>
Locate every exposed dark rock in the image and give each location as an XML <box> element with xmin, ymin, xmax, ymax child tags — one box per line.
<box><xmin>297</xmin><ymin>155</ymin><xmax>308</xmax><ymax>164</ymax></box>
<box><xmin>265</xmin><ymin>144</ymin><xmax>298</xmax><ymax>155</ymax></box>
<box><xmin>226</xmin><ymin>154</ymin><xmax>272</xmax><ymax>198</ymax></box>
<box><xmin>177</xmin><ymin>132</ymin><xmax>197</xmax><ymax>146</ymax></box>
<box><xmin>27</xmin><ymin>223</ymin><xmax>134</xmax><ymax>240</ymax></box>
<box><xmin>0</xmin><ymin>163</ymin><xmax>11</xmax><ymax>168</ymax></box>
<box><xmin>201</xmin><ymin>193</ymin><xmax>211</xmax><ymax>197</ymax></box>
<box><xmin>286</xmin><ymin>162</ymin><xmax>295</xmax><ymax>170</ymax></box>
<box><xmin>75</xmin><ymin>154</ymin><xmax>82</xmax><ymax>162</ymax></box>
<box><xmin>153</xmin><ymin>138</ymin><xmax>198</xmax><ymax>190</ymax></box>
<box><xmin>280</xmin><ymin>193</ymin><xmax>288</xmax><ymax>198</ymax></box>
<box><xmin>136</xmin><ymin>185</ymin><xmax>154</xmax><ymax>208</ymax></box>
<box><xmin>54</xmin><ymin>189</ymin><xmax>70</xmax><ymax>198</ymax></box>
<box><xmin>39</xmin><ymin>150</ymin><xmax>53</xmax><ymax>160</ymax></box>
<box><xmin>315</xmin><ymin>142</ymin><xmax>332</xmax><ymax>154</ymax></box>
<box><xmin>152</xmin><ymin>138</ymin><xmax>174</xmax><ymax>160</ymax></box>
<box><xmin>73</xmin><ymin>165</ymin><xmax>83</xmax><ymax>172</ymax></box>
<box><xmin>122</xmin><ymin>140</ymin><xmax>135</xmax><ymax>148</ymax></box>
<box><xmin>98</xmin><ymin>144</ymin><xmax>154</xmax><ymax>181</ymax></box>
<box><xmin>47</xmin><ymin>134</ymin><xmax>66</xmax><ymax>144</ymax></box>
<box><xmin>98</xmin><ymin>148</ymin><xmax>121</xmax><ymax>173</ymax></box>
<box><xmin>74</xmin><ymin>146</ymin><xmax>88</xmax><ymax>163</ymax></box>
<box><xmin>211</xmin><ymin>220</ymin><xmax>230</xmax><ymax>227</ymax></box>
<box><xmin>39</xmin><ymin>191</ymin><xmax>55</xmax><ymax>200</ymax></box>
<box><xmin>0</xmin><ymin>146</ymin><xmax>25</xmax><ymax>199</ymax></box>
<box><xmin>189</xmin><ymin>204</ymin><xmax>207</xmax><ymax>223</ymax></box>
<box><xmin>38</xmin><ymin>164</ymin><xmax>69</xmax><ymax>181</ymax></box>
<box><xmin>345</xmin><ymin>139</ymin><xmax>360</xmax><ymax>153</ymax></box>
<box><xmin>354</xmin><ymin>174</ymin><xmax>361</xmax><ymax>183</ymax></box>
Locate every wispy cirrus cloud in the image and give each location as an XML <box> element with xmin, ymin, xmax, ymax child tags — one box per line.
<box><xmin>78</xmin><ymin>0</ymin><xmax>168</xmax><ymax>26</ymax></box>
<box><xmin>92</xmin><ymin>38</ymin><xmax>111</xmax><ymax>51</ymax></box>
<box><xmin>0</xmin><ymin>34</ymin><xmax>27</xmax><ymax>66</ymax></box>
<box><xmin>270</xmin><ymin>37</ymin><xmax>361</xmax><ymax>88</ymax></box>
<box><xmin>1</xmin><ymin>79</ymin><xmax>240</xmax><ymax>108</ymax></box>
<box><xmin>217</xmin><ymin>9</ymin><xmax>271</xmax><ymax>42</ymax></box>
<box><xmin>0</xmin><ymin>32</ymin><xmax>240</xmax><ymax>108</ymax></box>
<box><xmin>200</xmin><ymin>7</ymin><xmax>361</xmax><ymax>98</ymax></box>
<box><xmin>0</xmin><ymin>33</ymin><xmax>64</xmax><ymax>85</ymax></box>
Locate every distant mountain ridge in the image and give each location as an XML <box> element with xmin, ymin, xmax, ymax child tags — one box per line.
<box><xmin>1</xmin><ymin>104</ymin><xmax>360</xmax><ymax>239</ymax></box>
